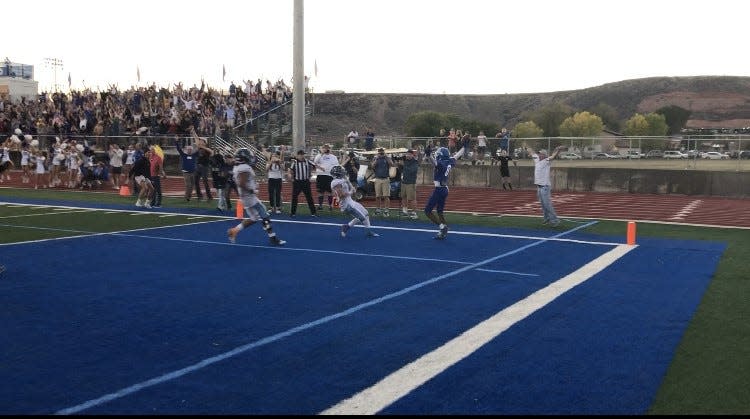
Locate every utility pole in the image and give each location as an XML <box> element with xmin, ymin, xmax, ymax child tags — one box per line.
<box><xmin>44</xmin><ymin>57</ymin><xmax>63</xmax><ymax>92</ymax></box>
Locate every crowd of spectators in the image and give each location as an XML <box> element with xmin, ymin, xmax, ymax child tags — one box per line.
<box><xmin>0</xmin><ymin>77</ymin><xmax>295</xmax><ymax>150</ymax></box>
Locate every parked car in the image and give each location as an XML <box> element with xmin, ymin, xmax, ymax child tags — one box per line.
<box><xmin>592</xmin><ymin>152</ymin><xmax>623</xmax><ymax>159</ymax></box>
<box><xmin>645</xmin><ymin>150</ymin><xmax>664</xmax><ymax>159</ymax></box>
<box><xmin>685</xmin><ymin>149</ymin><xmax>700</xmax><ymax>158</ymax></box>
<box><xmin>702</xmin><ymin>151</ymin><xmax>728</xmax><ymax>160</ymax></box>
<box><xmin>739</xmin><ymin>151</ymin><xmax>750</xmax><ymax>159</ymax></box>
<box><xmin>663</xmin><ymin>151</ymin><xmax>687</xmax><ymax>159</ymax></box>
<box><xmin>559</xmin><ymin>152</ymin><xmax>582</xmax><ymax>160</ymax></box>
<box><xmin>626</xmin><ymin>150</ymin><xmax>644</xmax><ymax>159</ymax></box>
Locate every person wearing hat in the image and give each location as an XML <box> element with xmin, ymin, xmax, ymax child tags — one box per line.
<box><xmin>312</xmin><ymin>143</ymin><xmax>339</xmax><ymax>211</ymax></box>
<box><xmin>398</xmin><ymin>149</ymin><xmax>420</xmax><ymax>219</ymax></box>
<box><xmin>527</xmin><ymin>144</ymin><xmax>563</xmax><ymax>226</ymax></box>
<box><xmin>342</xmin><ymin>150</ymin><xmax>360</xmax><ymax>185</ymax></box>
<box><xmin>286</xmin><ymin>149</ymin><xmax>318</xmax><ymax>217</ymax></box>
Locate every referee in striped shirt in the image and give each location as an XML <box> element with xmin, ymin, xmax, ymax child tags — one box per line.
<box><xmin>287</xmin><ymin>150</ymin><xmax>318</xmax><ymax>217</ymax></box>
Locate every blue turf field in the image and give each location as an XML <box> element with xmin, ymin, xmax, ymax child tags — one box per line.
<box><xmin>0</xmin><ymin>200</ymin><xmax>725</xmax><ymax>414</ymax></box>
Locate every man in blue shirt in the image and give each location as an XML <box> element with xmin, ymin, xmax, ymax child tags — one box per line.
<box><xmin>425</xmin><ymin>146</ymin><xmax>464</xmax><ymax>239</ymax></box>
<box><xmin>371</xmin><ymin>148</ymin><xmax>394</xmax><ymax>216</ymax></box>
<box><xmin>175</xmin><ymin>136</ymin><xmax>198</xmax><ymax>202</ymax></box>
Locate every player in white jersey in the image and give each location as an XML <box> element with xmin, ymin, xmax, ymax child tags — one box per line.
<box><xmin>227</xmin><ymin>148</ymin><xmax>286</xmax><ymax>246</ymax></box>
<box><xmin>330</xmin><ymin>165</ymin><xmax>379</xmax><ymax>238</ymax></box>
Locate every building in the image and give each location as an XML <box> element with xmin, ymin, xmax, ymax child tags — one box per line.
<box><xmin>0</xmin><ymin>60</ymin><xmax>39</xmax><ymax>103</ymax></box>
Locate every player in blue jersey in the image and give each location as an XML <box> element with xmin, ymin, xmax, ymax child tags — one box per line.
<box><xmin>425</xmin><ymin>146</ymin><xmax>464</xmax><ymax>239</ymax></box>
<box><xmin>227</xmin><ymin>148</ymin><xmax>286</xmax><ymax>246</ymax></box>
<box><xmin>330</xmin><ymin>165</ymin><xmax>379</xmax><ymax>238</ymax></box>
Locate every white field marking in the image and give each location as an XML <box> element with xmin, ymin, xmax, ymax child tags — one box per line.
<box><xmin>668</xmin><ymin>199</ymin><xmax>703</xmax><ymax>220</ymax></box>
<box><xmin>0</xmin><ymin>219</ymin><xmax>227</xmax><ymax>247</ymax></box>
<box><xmin>320</xmin><ymin>244</ymin><xmax>635</xmax><ymax>415</ymax></box>
<box><xmin>474</xmin><ymin>268</ymin><xmax>539</xmax><ymax>277</ymax></box>
<box><xmin>0</xmin><ymin>209</ymin><xmax>94</xmax><ymax>219</ymax></box>
<box><xmin>0</xmin><ymin>201</ymin><xmax>619</xmax><ymax>246</ymax></box>
<box><xmin>55</xmin><ymin>221</ymin><xmax>598</xmax><ymax>415</ymax></box>
<box><xmin>500</xmin><ymin>211</ymin><xmax>750</xmax><ymax>231</ymax></box>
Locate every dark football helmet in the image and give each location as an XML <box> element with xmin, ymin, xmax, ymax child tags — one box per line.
<box><xmin>234</xmin><ymin>148</ymin><xmax>257</xmax><ymax>166</ymax></box>
<box><xmin>330</xmin><ymin>165</ymin><xmax>346</xmax><ymax>179</ymax></box>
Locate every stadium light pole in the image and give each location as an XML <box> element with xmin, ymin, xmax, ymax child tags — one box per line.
<box><xmin>44</xmin><ymin>57</ymin><xmax>63</xmax><ymax>92</ymax></box>
<box><xmin>292</xmin><ymin>0</ymin><xmax>305</xmax><ymax>153</ymax></box>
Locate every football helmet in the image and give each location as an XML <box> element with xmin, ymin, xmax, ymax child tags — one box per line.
<box><xmin>435</xmin><ymin>147</ymin><xmax>450</xmax><ymax>162</ymax></box>
<box><xmin>330</xmin><ymin>165</ymin><xmax>346</xmax><ymax>179</ymax></box>
<box><xmin>234</xmin><ymin>148</ymin><xmax>257</xmax><ymax>165</ymax></box>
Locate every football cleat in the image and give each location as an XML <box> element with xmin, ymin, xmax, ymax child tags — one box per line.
<box><xmin>227</xmin><ymin>227</ymin><xmax>238</xmax><ymax>243</ymax></box>
<box><xmin>367</xmin><ymin>231</ymin><xmax>380</xmax><ymax>238</ymax></box>
<box><xmin>341</xmin><ymin>224</ymin><xmax>350</xmax><ymax>237</ymax></box>
<box><xmin>270</xmin><ymin>236</ymin><xmax>286</xmax><ymax>246</ymax></box>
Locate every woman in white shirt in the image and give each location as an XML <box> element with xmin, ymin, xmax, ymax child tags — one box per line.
<box><xmin>266</xmin><ymin>151</ymin><xmax>285</xmax><ymax>214</ymax></box>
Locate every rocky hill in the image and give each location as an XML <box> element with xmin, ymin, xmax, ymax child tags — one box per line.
<box><xmin>305</xmin><ymin>76</ymin><xmax>750</xmax><ymax>138</ymax></box>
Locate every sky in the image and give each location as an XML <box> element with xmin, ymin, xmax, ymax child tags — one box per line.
<box><xmin>4</xmin><ymin>0</ymin><xmax>750</xmax><ymax>95</ymax></box>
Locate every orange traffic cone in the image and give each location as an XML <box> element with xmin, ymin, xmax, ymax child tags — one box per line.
<box><xmin>235</xmin><ymin>199</ymin><xmax>244</xmax><ymax>219</ymax></box>
<box><xmin>119</xmin><ymin>185</ymin><xmax>130</xmax><ymax>196</ymax></box>
<box><xmin>627</xmin><ymin>220</ymin><xmax>637</xmax><ymax>245</ymax></box>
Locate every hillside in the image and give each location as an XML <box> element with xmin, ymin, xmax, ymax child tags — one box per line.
<box><xmin>305</xmin><ymin>76</ymin><xmax>750</xmax><ymax>138</ymax></box>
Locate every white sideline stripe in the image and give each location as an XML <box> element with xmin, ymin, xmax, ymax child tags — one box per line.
<box><xmin>0</xmin><ymin>209</ymin><xmax>93</xmax><ymax>219</ymax></box>
<box><xmin>55</xmin><ymin>221</ymin><xmax>598</xmax><ymax>415</ymax></box>
<box><xmin>320</xmin><ymin>244</ymin><xmax>635</xmax><ymax>415</ymax></box>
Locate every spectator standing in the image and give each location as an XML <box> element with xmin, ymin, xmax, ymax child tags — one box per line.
<box><xmin>528</xmin><ymin>145</ymin><xmax>562</xmax><ymax>226</ymax></box>
<box><xmin>148</xmin><ymin>145</ymin><xmax>166</xmax><ymax>208</ymax></box>
<box><xmin>364</xmin><ymin>128</ymin><xmax>375</xmax><ymax>151</ymax></box>
<box><xmin>398</xmin><ymin>149</ymin><xmax>420</xmax><ymax>219</ymax></box>
<box><xmin>497</xmin><ymin>128</ymin><xmax>510</xmax><ymax>152</ymax></box>
<box><xmin>313</xmin><ymin>143</ymin><xmax>339</xmax><ymax>211</ymax></box>
<box><xmin>476</xmin><ymin>130</ymin><xmax>488</xmax><ymax>163</ymax></box>
<box><xmin>346</xmin><ymin>128</ymin><xmax>359</xmax><ymax>149</ymax></box>
<box><xmin>210</xmin><ymin>153</ymin><xmax>230</xmax><ymax>212</ymax></box>
<box><xmin>130</xmin><ymin>148</ymin><xmax>154</xmax><ymax>209</ymax></box>
<box><xmin>371</xmin><ymin>147</ymin><xmax>394</xmax><ymax>217</ymax></box>
<box><xmin>497</xmin><ymin>149</ymin><xmax>516</xmax><ymax>190</ymax></box>
<box><xmin>459</xmin><ymin>133</ymin><xmax>472</xmax><ymax>161</ymax></box>
<box><xmin>123</xmin><ymin>143</ymin><xmax>135</xmax><ymax>187</ymax></box>
<box><xmin>227</xmin><ymin>148</ymin><xmax>286</xmax><ymax>246</ymax></box>
<box><xmin>341</xmin><ymin>151</ymin><xmax>360</xmax><ymax>186</ymax></box>
<box><xmin>330</xmin><ymin>165</ymin><xmax>379</xmax><ymax>238</ymax></box>
<box><xmin>287</xmin><ymin>149</ymin><xmax>318</xmax><ymax>217</ymax></box>
<box><xmin>191</xmin><ymin>128</ymin><xmax>214</xmax><ymax>202</ymax></box>
<box><xmin>447</xmin><ymin>128</ymin><xmax>458</xmax><ymax>153</ymax></box>
<box><xmin>108</xmin><ymin>143</ymin><xmax>124</xmax><ymax>190</ymax></box>
<box><xmin>425</xmin><ymin>146</ymin><xmax>465</xmax><ymax>239</ymax></box>
<box><xmin>175</xmin><ymin>137</ymin><xmax>198</xmax><ymax>202</ymax></box>
<box><xmin>266</xmin><ymin>151</ymin><xmax>284</xmax><ymax>214</ymax></box>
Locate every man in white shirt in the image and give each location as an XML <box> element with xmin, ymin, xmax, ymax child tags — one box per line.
<box><xmin>346</xmin><ymin>129</ymin><xmax>359</xmax><ymax>149</ymax></box>
<box><xmin>529</xmin><ymin>145</ymin><xmax>563</xmax><ymax>227</ymax></box>
<box><xmin>313</xmin><ymin>143</ymin><xmax>340</xmax><ymax>211</ymax></box>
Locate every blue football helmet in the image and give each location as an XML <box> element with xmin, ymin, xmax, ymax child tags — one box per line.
<box><xmin>330</xmin><ymin>165</ymin><xmax>346</xmax><ymax>179</ymax></box>
<box><xmin>435</xmin><ymin>147</ymin><xmax>450</xmax><ymax>162</ymax></box>
<box><xmin>234</xmin><ymin>148</ymin><xmax>257</xmax><ymax>166</ymax></box>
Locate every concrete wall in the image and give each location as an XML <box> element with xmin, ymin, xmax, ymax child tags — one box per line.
<box><xmin>7</xmin><ymin>151</ymin><xmax>748</xmax><ymax>198</ymax></box>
